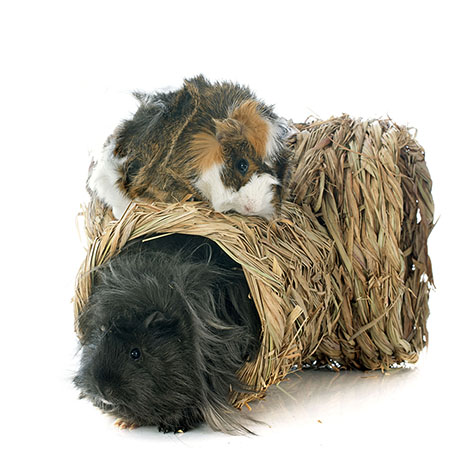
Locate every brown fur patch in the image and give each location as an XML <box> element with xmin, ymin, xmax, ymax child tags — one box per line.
<box><xmin>190</xmin><ymin>132</ymin><xmax>224</xmax><ymax>172</ymax></box>
<box><xmin>230</xmin><ymin>100</ymin><xmax>270</xmax><ymax>157</ymax></box>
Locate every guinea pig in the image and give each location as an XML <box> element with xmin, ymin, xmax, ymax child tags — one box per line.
<box><xmin>87</xmin><ymin>75</ymin><xmax>294</xmax><ymax>219</ymax></box>
<box><xmin>73</xmin><ymin>234</ymin><xmax>261</xmax><ymax>434</ymax></box>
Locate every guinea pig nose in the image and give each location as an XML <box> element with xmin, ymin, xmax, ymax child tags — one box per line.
<box><xmin>243</xmin><ymin>202</ymin><xmax>255</xmax><ymax>213</ymax></box>
<box><xmin>95</xmin><ymin>369</ymin><xmax>121</xmax><ymax>394</ymax></box>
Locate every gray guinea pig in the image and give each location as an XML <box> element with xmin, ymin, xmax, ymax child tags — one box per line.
<box><xmin>74</xmin><ymin>234</ymin><xmax>261</xmax><ymax>433</ymax></box>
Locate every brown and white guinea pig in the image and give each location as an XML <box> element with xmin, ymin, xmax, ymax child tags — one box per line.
<box><xmin>74</xmin><ymin>234</ymin><xmax>261</xmax><ymax>434</ymax></box>
<box><xmin>87</xmin><ymin>75</ymin><xmax>294</xmax><ymax>219</ymax></box>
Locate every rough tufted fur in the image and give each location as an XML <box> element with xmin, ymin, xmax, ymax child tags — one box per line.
<box><xmin>87</xmin><ymin>75</ymin><xmax>293</xmax><ymax>219</ymax></box>
<box><xmin>74</xmin><ymin>234</ymin><xmax>261</xmax><ymax>434</ymax></box>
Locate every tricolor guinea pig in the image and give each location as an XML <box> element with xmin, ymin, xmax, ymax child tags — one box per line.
<box><xmin>74</xmin><ymin>234</ymin><xmax>261</xmax><ymax>434</ymax></box>
<box><xmin>88</xmin><ymin>75</ymin><xmax>293</xmax><ymax>219</ymax></box>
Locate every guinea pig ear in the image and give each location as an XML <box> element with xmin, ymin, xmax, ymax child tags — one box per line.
<box><xmin>144</xmin><ymin>311</ymin><xmax>179</xmax><ymax>331</ymax></box>
<box><xmin>213</xmin><ymin>117</ymin><xmax>243</xmax><ymax>143</ymax></box>
<box><xmin>143</xmin><ymin>311</ymin><xmax>161</xmax><ymax>329</ymax></box>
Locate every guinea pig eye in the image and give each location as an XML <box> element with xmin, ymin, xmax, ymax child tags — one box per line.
<box><xmin>129</xmin><ymin>348</ymin><xmax>141</xmax><ymax>360</ymax></box>
<box><xmin>236</xmin><ymin>158</ymin><xmax>249</xmax><ymax>175</ymax></box>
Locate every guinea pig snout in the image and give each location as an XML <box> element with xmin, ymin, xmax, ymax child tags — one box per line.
<box><xmin>242</xmin><ymin>200</ymin><xmax>257</xmax><ymax>215</ymax></box>
<box><xmin>235</xmin><ymin>173</ymin><xmax>279</xmax><ymax>217</ymax></box>
<box><xmin>93</xmin><ymin>368</ymin><xmax>122</xmax><ymax>402</ymax></box>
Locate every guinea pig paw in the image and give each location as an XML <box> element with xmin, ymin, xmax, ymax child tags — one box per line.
<box><xmin>113</xmin><ymin>418</ymin><xmax>139</xmax><ymax>431</ymax></box>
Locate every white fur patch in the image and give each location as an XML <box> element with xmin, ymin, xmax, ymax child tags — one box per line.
<box><xmin>87</xmin><ymin>138</ymin><xmax>132</xmax><ymax>219</ymax></box>
<box><xmin>193</xmin><ymin>164</ymin><xmax>236</xmax><ymax>213</ymax></box>
<box><xmin>232</xmin><ymin>173</ymin><xmax>279</xmax><ymax>218</ymax></box>
<box><xmin>265</xmin><ymin>120</ymin><xmax>283</xmax><ymax>161</ymax></box>
<box><xmin>264</xmin><ymin>117</ymin><xmax>295</xmax><ymax>163</ymax></box>
<box><xmin>194</xmin><ymin>166</ymin><xmax>279</xmax><ymax>219</ymax></box>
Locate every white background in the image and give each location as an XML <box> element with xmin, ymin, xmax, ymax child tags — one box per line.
<box><xmin>1</xmin><ymin>0</ymin><xmax>469</xmax><ymax>468</ymax></box>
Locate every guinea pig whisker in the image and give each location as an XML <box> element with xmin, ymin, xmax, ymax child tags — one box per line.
<box><xmin>187</xmin><ymin>242</ymin><xmax>214</xmax><ymax>263</ymax></box>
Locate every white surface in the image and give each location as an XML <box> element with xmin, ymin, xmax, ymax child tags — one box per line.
<box><xmin>1</xmin><ymin>1</ymin><xmax>469</xmax><ymax>468</ymax></box>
